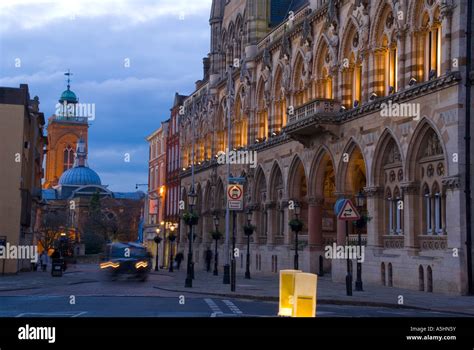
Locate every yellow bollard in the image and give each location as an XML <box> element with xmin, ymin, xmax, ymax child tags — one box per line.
<box><xmin>278</xmin><ymin>269</ymin><xmax>302</xmax><ymax>317</ymax></box>
<box><xmin>293</xmin><ymin>272</ymin><xmax>318</xmax><ymax>317</ymax></box>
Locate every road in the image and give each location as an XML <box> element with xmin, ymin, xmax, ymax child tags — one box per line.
<box><xmin>0</xmin><ymin>295</ymin><xmax>468</xmax><ymax>317</ymax></box>
<box><xmin>0</xmin><ymin>265</ymin><xmax>470</xmax><ymax>318</ymax></box>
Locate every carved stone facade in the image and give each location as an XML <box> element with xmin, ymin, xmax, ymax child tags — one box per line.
<box><xmin>178</xmin><ymin>0</ymin><xmax>471</xmax><ymax>295</ymax></box>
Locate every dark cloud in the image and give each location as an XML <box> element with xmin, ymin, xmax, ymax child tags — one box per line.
<box><xmin>0</xmin><ymin>4</ymin><xmax>210</xmax><ymax>191</ymax></box>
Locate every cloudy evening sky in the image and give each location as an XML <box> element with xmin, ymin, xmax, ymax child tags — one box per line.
<box><xmin>0</xmin><ymin>0</ymin><xmax>212</xmax><ymax>191</ymax></box>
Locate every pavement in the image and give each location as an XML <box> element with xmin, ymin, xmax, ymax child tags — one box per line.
<box><xmin>1</xmin><ymin>263</ymin><xmax>473</xmax><ymax>316</ymax></box>
<box><xmin>150</xmin><ymin>269</ymin><xmax>474</xmax><ymax>316</ymax></box>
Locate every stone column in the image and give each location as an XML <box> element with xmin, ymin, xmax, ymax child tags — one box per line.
<box><xmin>308</xmin><ymin>196</ymin><xmax>324</xmax><ymax>273</ymax></box>
<box><xmin>361</xmin><ymin>51</ymin><xmax>370</xmax><ymax>103</ymax></box>
<box><xmin>266</xmin><ymin>201</ymin><xmax>276</xmax><ymax>245</ymax></box>
<box><xmin>365</xmin><ymin>186</ymin><xmax>384</xmax><ymax>248</ymax></box>
<box><xmin>440</xmin><ymin>5</ymin><xmax>453</xmax><ymax>74</ymax></box>
<box><xmin>396</xmin><ymin>29</ymin><xmax>407</xmax><ymax>90</ymax></box>
<box><xmin>308</xmin><ymin>196</ymin><xmax>324</xmax><ymax>247</ymax></box>
<box><xmin>282</xmin><ymin>197</ymin><xmax>291</xmax><ymax>245</ymax></box>
<box><xmin>442</xmin><ymin>176</ymin><xmax>462</xmax><ymax>249</ymax></box>
<box><xmin>401</xmin><ymin>182</ymin><xmax>420</xmax><ymax>252</ymax></box>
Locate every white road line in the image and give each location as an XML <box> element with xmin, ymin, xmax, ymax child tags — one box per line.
<box><xmin>222</xmin><ymin>300</ymin><xmax>243</xmax><ymax>314</ymax></box>
<box><xmin>204</xmin><ymin>298</ymin><xmax>223</xmax><ymax>316</ymax></box>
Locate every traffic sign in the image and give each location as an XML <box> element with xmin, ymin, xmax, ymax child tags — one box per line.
<box><xmin>227</xmin><ymin>184</ymin><xmax>243</xmax><ymax>211</ymax></box>
<box><xmin>229</xmin><ymin>177</ymin><xmax>246</xmax><ymax>184</ymax></box>
<box><xmin>337</xmin><ymin>199</ymin><xmax>360</xmax><ymax>221</ymax></box>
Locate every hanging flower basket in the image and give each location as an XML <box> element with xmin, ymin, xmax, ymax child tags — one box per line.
<box><xmin>353</xmin><ymin>213</ymin><xmax>372</xmax><ymax>229</ymax></box>
<box><xmin>289</xmin><ymin>218</ymin><xmax>304</xmax><ymax>232</ymax></box>
<box><xmin>210</xmin><ymin>230</ymin><xmax>222</xmax><ymax>241</ymax></box>
<box><xmin>243</xmin><ymin>224</ymin><xmax>255</xmax><ymax>236</ymax></box>
<box><xmin>168</xmin><ymin>234</ymin><xmax>177</xmax><ymax>242</ymax></box>
<box><xmin>182</xmin><ymin>212</ymin><xmax>199</xmax><ymax>226</ymax></box>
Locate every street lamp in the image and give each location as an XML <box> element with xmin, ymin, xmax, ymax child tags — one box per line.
<box><xmin>154</xmin><ymin>228</ymin><xmax>162</xmax><ymax>271</ymax></box>
<box><xmin>212</xmin><ymin>215</ymin><xmax>221</xmax><ymax>276</ymax></box>
<box><xmin>289</xmin><ymin>202</ymin><xmax>303</xmax><ymax>270</ymax></box>
<box><xmin>168</xmin><ymin>224</ymin><xmax>176</xmax><ymax>272</ymax></box>
<box><xmin>244</xmin><ymin>209</ymin><xmax>254</xmax><ymax>279</ymax></box>
<box><xmin>355</xmin><ymin>190</ymin><xmax>366</xmax><ymax>292</ymax></box>
<box><xmin>185</xmin><ymin>191</ymin><xmax>198</xmax><ymax>288</ymax></box>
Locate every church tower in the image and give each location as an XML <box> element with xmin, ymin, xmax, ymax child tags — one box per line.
<box><xmin>43</xmin><ymin>71</ymin><xmax>89</xmax><ymax>189</ymax></box>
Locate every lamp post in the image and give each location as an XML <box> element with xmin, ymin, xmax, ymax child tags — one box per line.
<box><xmin>154</xmin><ymin>228</ymin><xmax>162</xmax><ymax>271</ymax></box>
<box><xmin>168</xmin><ymin>224</ymin><xmax>176</xmax><ymax>272</ymax></box>
<box><xmin>213</xmin><ymin>215</ymin><xmax>221</xmax><ymax>276</ymax></box>
<box><xmin>244</xmin><ymin>209</ymin><xmax>254</xmax><ymax>279</ymax></box>
<box><xmin>289</xmin><ymin>203</ymin><xmax>303</xmax><ymax>270</ymax></box>
<box><xmin>354</xmin><ymin>190</ymin><xmax>366</xmax><ymax>292</ymax></box>
<box><xmin>185</xmin><ymin>191</ymin><xmax>198</xmax><ymax>288</ymax></box>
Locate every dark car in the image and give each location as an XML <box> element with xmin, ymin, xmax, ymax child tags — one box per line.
<box><xmin>100</xmin><ymin>242</ymin><xmax>152</xmax><ymax>281</ymax></box>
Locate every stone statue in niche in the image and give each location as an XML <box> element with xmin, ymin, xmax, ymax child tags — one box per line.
<box><xmin>326</xmin><ymin>23</ymin><xmax>339</xmax><ymax>69</ymax></box>
<box><xmin>352</xmin><ymin>2</ymin><xmax>370</xmax><ymax>50</ymax></box>
<box><xmin>302</xmin><ymin>43</ymin><xmax>313</xmax><ymax>88</ymax></box>
<box><xmin>281</xmin><ymin>56</ymin><xmax>291</xmax><ymax>97</ymax></box>
<box><xmin>262</xmin><ymin>65</ymin><xmax>272</xmax><ymax>107</ymax></box>
<box><xmin>425</xmin><ymin>131</ymin><xmax>443</xmax><ymax>157</ymax></box>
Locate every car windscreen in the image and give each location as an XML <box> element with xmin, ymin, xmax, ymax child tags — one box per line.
<box><xmin>109</xmin><ymin>246</ymin><xmax>147</xmax><ymax>259</ymax></box>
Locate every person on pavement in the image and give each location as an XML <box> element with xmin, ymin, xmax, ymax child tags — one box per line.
<box><xmin>175</xmin><ymin>252</ymin><xmax>184</xmax><ymax>270</ymax></box>
<box><xmin>39</xmin><ymin>251</ymin><xmax>48</xmax><ymax>272</ymax></box>
<box><xmin>205</xmin><ymin>248</ymin><xmax>213</xmax><ymax>272</ymax></box>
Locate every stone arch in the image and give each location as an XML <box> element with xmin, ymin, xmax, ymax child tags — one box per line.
<box><xmin>337</xmin><ymin>139</ymin><xmax>368</xmax><ymax>195</ymax></box>
<box><xmin>313</xmin><ymin>35</ymin><xmax>332</xmax><ymax>99</ymax></box>
<box><xmin>388</xmin><ymin>262</ymin><xmax>393</xmax><ymax>287</ymax></box>
<box><xmin>405</xmin><ymin>118</ymin><xmax>447</xmax><ymax>182</ymax></box>
<box><xmin>372</xmin><ymin>128</ymin><xmax>404</xmax><ymax>186</ymax></box>
<box><xmin>309</xmin><ymin>146</ymin><xmax>337</xmax><ymax>198</ymax></box>
<box><xmin>254</xmin><ymin>166</ymin><xmax>268</xmax><ymax>239</ymax></box>
<box><xmin>268</xmin><ymin>161</ymin><xmax>285</xmax><ymax>241</ymax></box>
<box><xmin>427</xmin><ymin>265</ymin><xmax>433</xmax><ymax>292</ymax></box>
<box><xmin>419</xmin><ymin>265</ymin><xmax>425</xmax><ymax>291</ymax></box>
<box><xmin>287</xmin><ymin>155</ymin><xmax>309</xmax><ymax>234</ymax></box>
<box><xmin>339</xmin><ymin>17</ymin><xmax>363</xmax><ymax>107</ymax></box>
<box><xmin>291</xmin><ymin>51</ymin><xmax>307</xmax><ymax>107</ymax></box>
<box><xmin>381</xmin><ymin>262</ymin><xmax>386</xmax><ymax>286</ymax></box>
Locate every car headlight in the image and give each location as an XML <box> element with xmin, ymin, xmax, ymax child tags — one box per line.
<box><xmin>135</xmin><ymin>261</ymin><xmax>148</xmax><ymax>269</ymax></box>
<box><xmin>100</xmin><ymin>262</ymin><xmax>120</xmax><ymax>269</ymax></box>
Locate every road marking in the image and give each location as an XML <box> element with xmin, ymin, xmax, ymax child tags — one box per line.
<box><xmin>204</xmin><ymin>298</ymin><xmax>223</xmax><ymax>316</ymax></box>
<box><xmin>222</xmin><ymin>300</ymin><xmax>243</xmax><ymax>315</ymax></box>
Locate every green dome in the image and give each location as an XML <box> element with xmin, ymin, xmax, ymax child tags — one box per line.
<box><xmin>59</xmin><ymin>89</ymin><xmax>77</xmax><ymax>103</ymax></box>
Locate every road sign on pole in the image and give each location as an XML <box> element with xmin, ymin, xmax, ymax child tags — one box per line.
<box><xmin>337</xmin><ymin>199</ymin><xmax>360</xmax><ymax>221</ymax></box>
<box><xmin>227</xmin><ymin>184</ymin><xmax>243</xmax><ymax>211</ymax></box>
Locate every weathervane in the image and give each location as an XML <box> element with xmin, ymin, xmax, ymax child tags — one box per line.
<box><xmin>65</xmin><ymin>69</ymin><xmax>73</xmax><ymax>90</ymax></box>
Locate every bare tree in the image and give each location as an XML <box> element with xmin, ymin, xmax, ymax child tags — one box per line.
<box><xmin>37</xmin><ymin>209</ymin><xmax>68</xmax><ymax>253</ymax></box>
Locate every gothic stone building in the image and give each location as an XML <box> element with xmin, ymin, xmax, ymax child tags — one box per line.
<box><xmin>178</xmin><ymin>0</ymin><xmax>473</xmax><ymax>294</ymax></box>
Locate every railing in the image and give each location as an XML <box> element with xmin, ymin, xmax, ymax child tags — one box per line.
<box><xmin>288</xmin><ymin>98</ymin><xmax>341</xmax><ymax>124</ymax></box>
<box><xmin>383</xmin><ymin>235</ymin><xmax>404</xmax><ymax>249</ymax></box>
<box><xmin>52</xmin><ymin>115</ymin><xmax>88</xmax><ymax>124</ymax></box>
<box><xmin>418</xmin><ymin>235</ymin><xmax>447</xmax><ymax>250</ymax></box>
<box><xmin>347</xmin><ymin>234</ymin><xmax>367</xmax><ymax>246</ymax></box>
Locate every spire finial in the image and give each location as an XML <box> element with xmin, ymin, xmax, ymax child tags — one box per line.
<box><xmin>65</xmin><ymin>69</ymin><xmax>73</xmax><ymax>90</ymax></box>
